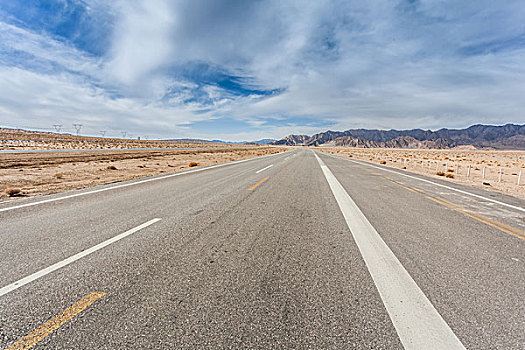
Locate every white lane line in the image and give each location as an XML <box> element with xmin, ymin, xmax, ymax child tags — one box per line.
<box><xmin>314</xmin><ymin>153</ymin><xmax>465</xmax><ymax>350</ymax></box>
<box><xmin>321</xmin><ymin>151</ymin><xmax>525</xmax><ymax>213</ymax></box>
<box><xmin>0</xmin><ymin>218</ymin><xmax>161</xmax><ymax>297</ymax></box>
<box><xmin>0</xmin><ymin>151</ymin><xmax>290</xmax><ymax>213</ymax></box>
<box><xmin>255</xmin><ymin>164</ymin><xmax>273</xmax><ymax>173</ymax></box>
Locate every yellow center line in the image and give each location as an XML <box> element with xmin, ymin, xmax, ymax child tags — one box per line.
<box><xmin>248</xmin><ymin>176</ymin><xmax>269</xmax><ymax>191</ymax></box>
<box><xmin>387</xmin><ymin>178</ymin><xmax>425</xmax><ymax>194</ymax></box>
<box><xmin>426</xmin><ymin>196</ymin><xmax>525</xmax><ymax>241</ymax></box>
<box><xmin>6</xmin><ymin>292</ymin><xmax>106</xmax><ymax>350</ymax></box>
<box><xmin>281</xmin><ymin>164</ymin><xmax>287</xmax><ymax>168</ymax></box>
<box><xmin>389</xmin><ymin>179</ymin><xmax>404</xmax><ymax>185</ymax></box>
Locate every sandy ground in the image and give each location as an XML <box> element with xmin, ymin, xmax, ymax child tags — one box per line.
<box><xmin>0</xmin><ymin>128</ymin><xmax>234</xmax><ymax>150</ymax></box>
<box><xmin>316</xmin><ymin>147</ymin><xmax>525</xmax><ymax>200</ymax></box>
<box><xmin>0</xmin><ymin>147</ymin><xmax>285</xmax><ymax>202</ymax></box>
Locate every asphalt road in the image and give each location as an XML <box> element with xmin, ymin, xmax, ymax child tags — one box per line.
<box><xmin>0</xmin><ymin>149</ymin><xmax>523</xmax><ymax>349</ymax></box>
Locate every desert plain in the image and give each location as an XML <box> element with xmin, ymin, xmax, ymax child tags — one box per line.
<box><xmin>317</xmin><ymin>147</ymin><xmax>525</xmax><ymax>200</ymax></box>
<box><xmin>0</xmin><ymin>129</ymin><xmax>285</xmax><ymax>201</ymax></box>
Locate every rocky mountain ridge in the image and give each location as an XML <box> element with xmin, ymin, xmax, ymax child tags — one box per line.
<box><xmin>271</xmin><ymin>124</ymin><xmax>525</xmax><ymax>149</ymax></box>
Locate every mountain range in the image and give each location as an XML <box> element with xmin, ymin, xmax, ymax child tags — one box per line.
<box><xmin>270</xmin><ymin>124</ymin><xmax>525</xmax><ymax>150</ymax></box>
<box><xmin>164</xmin><ymin>138</ymin><xmax>276</xmax><ymax>145</ymax></box>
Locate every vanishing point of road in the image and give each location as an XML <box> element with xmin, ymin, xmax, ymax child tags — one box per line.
<box><xmin>1</xmin><ymin>149</ymin><xmax>523</xmax><ymax>349</ymax></box>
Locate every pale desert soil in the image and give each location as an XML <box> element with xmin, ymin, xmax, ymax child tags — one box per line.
<box><xmin>317</xmin><ymin>147</ymin><xmax>525</xmax><ymax>200</ymax></box>
<box><xmin>0</xmin><ymin>128</ymin><xmax>234</xmax><ymax>150</ymax></box>
<box><xmin>0</xmin><ymin>147</ymin><xmax>284</xmax><ymax>202</ymax></box>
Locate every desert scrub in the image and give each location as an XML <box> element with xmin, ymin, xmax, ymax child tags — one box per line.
<box><xmin>106</xmin><ymin>165</ymin><xmax>117</xmax><ymax>170</ymax></box>
<box><xmin>5</xmin><ymin>188</ymin><xmax>21</xmax><ymax>197</ymax></box>
<box><xmin>436</xmin><ymin>171</ymin><xmax>445</xmax><ymax>176</ymax></box>
<box><xmin>445</xmin><ymin>173</ymin><xmax>455</xmax><ymax>178</ymax></box>
<box><xmin>189</xmin><ymin>161</ymin><xmax>198</xmax><ymax>167</ymax></box>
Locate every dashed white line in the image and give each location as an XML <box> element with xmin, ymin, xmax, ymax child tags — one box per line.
<box><xmin>0</xmin><ymin>218</ymin><xmax>161</xmax><ymax>297</ymax></box>
<box><xmin>0</xmin><ymin>151</ymin><xmax>290</xmax><ymax>213</ymax></box>
<box><xmin>256</xmin><ymin>164</ymin><xmax>273</xmax><ymax>173</ymax></box>
<box><xmin>314</xmin><ymin>152</ymin><xmax>465</xmax><ymax>350</ymax></box>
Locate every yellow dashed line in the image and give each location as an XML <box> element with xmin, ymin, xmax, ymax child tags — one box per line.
<box><xmin>426</xmin><ymin>196</ymin><xmax>525</xmax><ymax>241</ymax></box>
<box><xmin>248</xmin><ymin>176</ymin><xmax>269</xmax><ymax>191</ymax></box>
<box><xmin>7</xmin><ymin>292</ymin><xmax>106</xmax><ymax>350</ymax></box>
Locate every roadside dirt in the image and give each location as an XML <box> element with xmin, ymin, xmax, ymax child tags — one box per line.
<box><xmin>0</xmin><ymin>147</ymin><xmax>285</xmax><ymax>202</ymax></box>
<box><xmin>317</xmin><ymin>147</ymin><xmax>525</xmax><ymax>200</ymax></box>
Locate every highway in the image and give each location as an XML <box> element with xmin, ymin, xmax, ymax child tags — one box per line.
<box><xmin>0</xmin><ymin>149</ymin><xmax>523</xmax><ymax>349</ymax></box>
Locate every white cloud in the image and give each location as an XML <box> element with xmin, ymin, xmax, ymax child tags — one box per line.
<box><xmin>1</xmin><ymin>0</ymin><xmax>524</xmax><ymax>141</ymax></box>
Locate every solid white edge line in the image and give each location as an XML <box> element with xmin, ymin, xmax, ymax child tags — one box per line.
<box><xmin>0</xmin><ymin>218</ymin><xmax>161</xmax><ymax>297</ymax></box>
<box><xmin>0</xmin><ymin>150</ymin><xmax>291</xmax><ymax>213</ymax></box>
<box><xmin>321</xmin><ymin>151</ymin><xmax>525</xmax><ymax>213</ymax></box>
<box><xmin>255</xmin><ymin>164</ymin><xmax>273</xmax><ymax>173</ymax></box>
<box><xmin>313</xmin><ymin>152</ymin><xmax>465</xmax><ymax>350</ymax></box>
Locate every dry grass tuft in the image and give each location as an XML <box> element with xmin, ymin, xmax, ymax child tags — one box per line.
<box><xmin>447</xmin><ymin>168</ymin><xmax>454</xmax><ymax>172</ymax></box>
<box><xmin>5</xmin><ymin>188</ymin><xmax>21</xmax><ymax>197</ymax></box>
<box><xmin>54</xmin><ymin>173</ymin><xmax>64</xmax><ymax>179</ymax></box>
<box><xmin>445</xmin><ymin>173</ymin><xmax>455</xmax><ymax>178</ymax></box>
<box><xmin>379</xmin><ymin>160</ymin><xmax>386</xmax><ymax>164</ymax></box>
<box><xmin>436</xmin><ymin>171</ymin><xmax>445</xmax><ymax>176</ymax></box>
<box><xmin>106</xmin><ymin>165</ymin><xmax>117</xmax><ymax>170</ymax></box>
<box><xmin>189</xmin><ymin>161</ymin><xmax>198</xmax><ymax>167</ymax></box>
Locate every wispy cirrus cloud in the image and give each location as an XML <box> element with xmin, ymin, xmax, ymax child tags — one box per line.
<box><xmin>0</xmin><ymin>0</ymin><xmax>524</xmax><ymax>140</ymax></box>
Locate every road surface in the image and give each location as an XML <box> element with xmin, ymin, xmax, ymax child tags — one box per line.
<box><xmin>0</xmin><ymin>149</ymin><xmax>523</xmax><ymax>349</ymax></box>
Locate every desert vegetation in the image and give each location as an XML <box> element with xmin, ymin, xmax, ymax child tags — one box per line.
<box><xmin>318</xmin><ymin>147</ymin><xmax>525</xmax><ymax>199</ymax></box>
<box><xmin>0</xmin><ymin>147</ymin><xmax>285</xmax><ymax>201</ymax></box>
<box><xmin>0</xmin><ymin>128</ymin><xmax>237</xmax><ymax>151</ymax></box>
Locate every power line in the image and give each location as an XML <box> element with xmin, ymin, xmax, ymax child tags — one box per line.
<box><xmin>72</xmin><ymin>124</ymin><xmax>82</xmax><ymax>136</ymax></box>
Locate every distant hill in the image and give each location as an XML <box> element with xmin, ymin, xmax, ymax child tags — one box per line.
<box><xmin>271</xmin><ymin>124</ymin><xmax>525</xmax><ymax>150</ymax></box>
<box><xmin>164</xmin><ymin>138</ymin><xmax>220</xmax><ymax>144</ymax></box>
<box><xmin>167</xmin><ymin>138</ymin><xmax>276</xmax><ymax>145</ymax></box>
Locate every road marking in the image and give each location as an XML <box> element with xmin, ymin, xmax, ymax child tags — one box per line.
<box><xmin>248</xmin><ymin>177</ymin><xmax>269</xmax><ymax>191</ymax></box>
<box><xmin>426</xmin><ymin>196</ymin><xmax>525</xmax><ymax>240</ymax></box>
<box><xmin>388</xmin><ymin>179</ymin><xmax>424</xmax><ymax>194</ymax></box>
<box><xmin>0</xmin><ymin>151</ymin><xmax>291</xmax><ymax>213</ymax></box>
<box><xmin>6</xmin><ymin>292</ymin><xmax>106</xmax><ymax>350</ymax></box>
<box><xmin>321</xmin><ymin>152</ymin><xmax>525</xmax><ymax>213</ymax></box>
<box><xmin>314</xmin><ymin>153</ymin><xmax>466</xmax><ymax>350</ymax></box>
<box><xmin>0</xmin><ymin>218</ymin><xmax>161</xmax><ymax>297</ymax></box>
<box><xmin>255</xmin><ymin>164</ymin><xmax>273</xmax><ymax>173</ymax></box>
<box><xmin>281</xmin><ymin>164</ymin><xmax>287</xmax><ymax>168</ymax></box>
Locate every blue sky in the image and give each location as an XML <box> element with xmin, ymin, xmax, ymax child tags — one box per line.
<box><xmin>0</xmin><ymin>0</ymin><xmax>524</xmax><ymax>141</ymax></box>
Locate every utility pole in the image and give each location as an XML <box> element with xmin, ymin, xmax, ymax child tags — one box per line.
<box><xmin>100</xmin><ymin>131</ymin><xmax>106</xmax><ymax>137</ymax></box>
<box><xmin>53</xmin><ymin>124</ymin><xmax>62</xmax><ymax>132</ymax></box>
<box><xmin>121</xmin><ymin>131</ymin><xmax>127</xmax><ymax>139</ymax></box>
<box><xmin>73</xmin><ymin>124</ymin><xmax>82</xmax><ymax>136</ymax></box>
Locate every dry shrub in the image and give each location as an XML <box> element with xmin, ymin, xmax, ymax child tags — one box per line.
<box><xmin>445</xmin><ymin>173</ymin><xmax>455</xmax><ymax>178</ymax></box>
<box><xmin>348</xmin><ymin>154</ymin><xmax>353</xmax><ymax>157</ymax></box>
<box><xmin>447</xmin><ymin>168</ymin><xmax>454</xmax><ymax>172</ymax></box>
<box><xmin>5</xmin><ymin>188</ymin><xmax>21</xmax><ymax>197</ymax></box>
<box><xmin>402</xmin><ymin>166</ymin><xmax>406</xmax><ymax>169</ymax></box>
<box><xmin>189</xmin><ymin>161</ymin><xmax>198</xmax><ymax>167</ymax></box>
<box><xmin>380</xmin><ymin>160</ymin><xmax>387</xmax><ymax>164</ymax></box>
<box><xmin>436</xmin><ymin>171</ymin><xmax>445</xmax><ymax>176</ymax></box>
<box><xmin>107</xmin><ymin>165</ymin><xmax>117</xmax><ymax>170</ymax></box>
<box><xmin>54</xmin><ymin>173</ymin><xmax>64</xmax><ymax>179</ymax></box>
